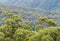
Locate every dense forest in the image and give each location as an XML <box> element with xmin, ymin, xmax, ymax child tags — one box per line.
<box><xmin>0</xmin><ymin>10</ymin><xmax>60</xmax><ymax>41</ymax></box>
<box><xmin>0</xmin><ymin>0</ymin><xmax>60</xmax><ymax>41</ymax></box>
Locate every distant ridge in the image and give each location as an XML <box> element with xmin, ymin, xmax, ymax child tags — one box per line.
<box><xmin>4</xmin><ymin>0</ymin><xmax>60</xmax><ymax>10</ymax></box>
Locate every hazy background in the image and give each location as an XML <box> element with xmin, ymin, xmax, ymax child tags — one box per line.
<box><xmin>0</xmin><ymin>0</ymin><xmax>7</xmax><ymax>2</ymax></box>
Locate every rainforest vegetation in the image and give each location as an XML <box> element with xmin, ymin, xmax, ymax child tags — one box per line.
<box><xmin>0</xmin><ymin>10</ymin><xmax>60</xmax><ymax>41</ymax></box>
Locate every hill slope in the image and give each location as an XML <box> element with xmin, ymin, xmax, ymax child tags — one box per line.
<box><xmin>4</xmin><ymin>0</ymin><xmax>60</xmax><ymax>10</ymax></box>
<box><xmin>0</xmin><ymin>5</ymin><xmax>60</xmax><ymax>26</ymax></box>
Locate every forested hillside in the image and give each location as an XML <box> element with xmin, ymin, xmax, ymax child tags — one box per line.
<box><xmin>0</xmin><ymin>0</ymin><xmax>60</xmax><ymax>41</ymax></box>
<box><xmin>0</xmin><ymin>6</ymin><xmax>60</xmax><ymax>26</ymax></box>
<box><xmin>0</xmin><ymin>5</ymin><xmax>60</xmax><ymax>41</ymax></box>
<box><xmin>0</xmin><ymin>10</ymin><xmax>60</xmax><ymax>41</ymax></box>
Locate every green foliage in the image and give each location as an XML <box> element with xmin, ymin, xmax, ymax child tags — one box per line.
<box><xmin>38</xmin><ymin>16</ymin><xmax>57</xmax><ymax>27</ymax></box>
<box><xmin>56</xmin><ymin>36</ymin><xmax>60</xmax><ymax>41</ymax></box>
<box><xmin>28</xmin><ymin>35</ymin><xmax>39</xmax><ymax>41</ymax></box>
<box><xmin>21</xmin><ymin>21</ymin><xmax>32</xmax><ymax>30</ymax></box>
<box><xmin>0</xmin><ymin>32</ymin><xmax>5</xmax><ymax>41</ymax></box>
<box><xmin>48</xmin><ymin>19</ymin><xmax>56</xmax><ymax>27</ymax></box>
<box><xmin>0</xmin><ymin>10</ymin><xmax>60</xmax><ymax>41</ymax></box>
<box><xmin>14</xmin><ymin>29</ymin><xmax>35</xmax><ymax>41</ymax></box>
<box><xmin>0</xmin><ymin>25</ymin><xmax>12</xmax><ymax>37</ymax></box>
<box><xmin>41</xmin><ymin>35</ymin><xmax>54</xmax><ymax>41</ymax></box>
<box><xmin>38</xmin><ymin>16</ymin><xmax>48</xmax><ymax>24</ymax></box>
<box><xmin>35</xmin><ymin>24</ymin><xmax>42</xmax><ymax>31</ymax></box>
<box><xmin>5</xmin><ymin>37</ymin><xmax>14</xmax><ymax>41</ymax></box>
